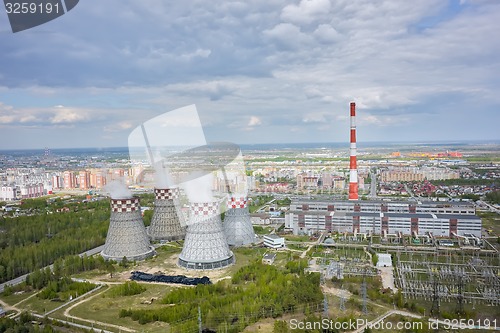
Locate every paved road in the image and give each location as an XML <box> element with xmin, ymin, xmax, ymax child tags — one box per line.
<box><xmin>0</xmin><ymin>245</ymin><xmax>105</xmax><ymax>293</ymax></box>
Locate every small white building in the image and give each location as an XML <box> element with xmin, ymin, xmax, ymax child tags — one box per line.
<box><xmin>376</xmin><ymin>253</ymin><xmax>392</xmax><ymax>267</ymax></box>
<box><xmin>262</xmin><ymin>252</ymin><xmax>277</xmax><ymax>265</ymax></box>
<box><xmin>263</xmin><ymin>234</ymin><xmax>285</xmax><ymax>249</ymax></box>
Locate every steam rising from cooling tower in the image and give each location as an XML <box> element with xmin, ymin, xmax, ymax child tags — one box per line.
<box><xmin>182</xmin><ymin>172</ymin><xmax>214</xmax><ymax>204</ymax></box>
<box><xmin>148</xmin><ymin>187</ymin><xmax>186</xmax><ymax>241</ymax></box>
<box><xmin>349</xmin><ymin>102</ymin><xmax>359</xmax><ymax>200</ymax></box>
<box><xmin>105</xmin><ymin>179</ymin><xmax>132</xmax><ymax>199</ymax></box>
<box><xmin>223</xmin><ymin>196</ymin><xmax>255</xmax><ymax>246</ymax></box>
<box><xmin>154</xmin><ymin>159</ymin><xmax>174</xmax><ymax>189</ymax></box>
<box><xmin>101</xmin><ymin>197</ymin><xmax>155</xmax><ymax>262</ymax></box>
<box><xmin>127</xmin><ymin>106</ymin><xmax>243</xmax><ymax>270</ymax></box>
<box><xmin>178</xmin><ymin>201</ymin><xmax>234</xmax><ymax>270</ymax></box>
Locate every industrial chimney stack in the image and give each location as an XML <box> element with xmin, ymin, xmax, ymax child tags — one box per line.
<box><xmin>349</xmin><ymin>102</ymin><xmax>359</xmax><ymax>200</ymax></box>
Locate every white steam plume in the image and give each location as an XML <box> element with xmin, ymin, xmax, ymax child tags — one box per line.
<box><xmin>154</xmin><ymin>162</ymin><xmax>174</xmax><ymax>189</ymax></box>
<box><xmin>181</xmin><ymin>172</ymin><xmax>214</xmax><ymax>203</ymax></box>
<box><xmin>105</xmin><ymin>180</ymin><xmax>132</xmax><ymax>199</ymax></box>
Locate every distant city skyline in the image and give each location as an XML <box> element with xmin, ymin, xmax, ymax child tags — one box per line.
<box><xmin>1</xmin><ymin>0</ymin><xmax>500</xmax><ymax>149</ymax></box>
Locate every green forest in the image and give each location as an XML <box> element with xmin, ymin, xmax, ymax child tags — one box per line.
<box><xmin>0</xmin><ymin>313</ymin><xmax>59</xmax><ymax>333</ymax></box>
<box><xmin>485</xmin><ymin>190</ymin><xmax>500</xmax><ymax>205</ymax></box>
<box><xmin>0</xmin><ymin>197</ymin><xmax>110</xmax><ymax>283</ymax></box>
<box><xmin>109</xmin><ymin>281</ymin><xmax>145</xmax><ymax>297</ymax></box>
<box><xmin>120</xmin><ymin>262</ymin><xmax>323</xmax><ymax>333</ymax></box>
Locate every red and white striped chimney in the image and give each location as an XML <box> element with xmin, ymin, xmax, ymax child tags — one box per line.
<box><xmin>349</xmin><ymin>102</ymin><xmax>359</xmax><ymax>200</ymax></box>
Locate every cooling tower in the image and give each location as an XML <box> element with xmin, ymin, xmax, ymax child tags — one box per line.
<box><xmin>101</xmin><ymin>197</ymin><xmax>155</xmax><ymax>262</ymax></box>
<box><xmin>148</xmin><ymin>188</ymin><xmax>185</xmax><ymax>241</ymax></box>
<box><xmin>223</xmin><ymin>196</ymin><xmax>255</xmax><ymax>246</ymax></box>
<box><xmin>178</xmin><ymin>201</ymin><xmax>234</xmax><ymax>270</ymax></box>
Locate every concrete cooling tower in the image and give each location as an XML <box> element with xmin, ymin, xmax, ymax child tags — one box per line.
<box><xmin>101</xmin><ymin>197</ymin><xmax>155</xmax><ymax>262</ymax></box>
<box><xmin>223</xmin><ymin>196</ymin><xmax>255</xmax><ymax>246</ymax></box>
<box><xmin>178</xmin><ymin>201</ymin><xmax>234</xmax><ymax>270</ymax></box>
<box><xmin>148</xmin><ymin>188</ymin><xmax>185</xmax><ymax>241</ymax></box>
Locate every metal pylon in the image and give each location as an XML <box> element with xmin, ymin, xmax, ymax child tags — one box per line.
<box><xmin>362</xmin><ymin>271</ymin><xmax>368</xmax><ymax>314</ymax></box>
<box><xmin>430</xmin><ymin>273</ymin><xmax>440</xmax><ymax>316</ymax></box>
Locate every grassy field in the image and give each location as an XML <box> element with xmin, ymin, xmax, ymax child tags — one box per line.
<box><xmin>15</xmin><ymin>293</ymin><xmax>65</xmax><ymax>314</ymax></box>
<box><xmin>0</xmin><ymin>289</ymin><xmax>37</xmax><ymax>306</ymax></box>
<box><xmin>283</xmin><ymin>235</ymin><xmax>313</xmax><ymax>242</ymax></box>
<box><xmin>66</xmin><ymin>283</ymin><xmax>174</xmax><ymax>333</ymax></box>
<box><xmin>479</xmin><ymin>211</ymin><xmax>500</xmax><ymax>242</ymax></box>
<box><xmin>49</xmin><ymin>247</ymin><xmax>301</xmax><ymax>332</ymax></box>
<box><xmin>272</xmin><ymin>251</ymin><xmax>294</xmax><ymax>268</ymax></box>
<box><xmin>286</xmin><ymin>243</ymin><xmax>309</xmax><ymax>251</ymax></box>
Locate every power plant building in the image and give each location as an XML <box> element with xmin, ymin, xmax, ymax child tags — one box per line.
<box><xmin>285</xmin><ymin>200</ymin><xmax>481</xmax><ymax>237</ymax></box>
<box><xmin>263</xmin><ymin>234</ymin><xmax>285</xmax><ymax>249</ymax></box>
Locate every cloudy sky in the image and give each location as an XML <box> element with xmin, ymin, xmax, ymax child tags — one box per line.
<box><xmin>0</xmin><ymin>0</ymin><xmax>499</xmax><ymax>149</ymax></box>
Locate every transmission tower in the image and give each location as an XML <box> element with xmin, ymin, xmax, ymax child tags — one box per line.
<box><xmin>338</xmin><ymin>284</ymin><xmax>346</xmax><ymax>312</ymax></box>
<box><xmin>362</xmin><ymin>270</ymin><xmax>368</xmax><ymax>314</ymax></box>
<box><xmin>323</xmin><ymin>294</ymin><xmax>329</xmax><ymax>318</ymax></box>
<box><xmin>430</xmin><ymin>272</ymin><xmax>440</xmax><ymax>316</ymax></box>
<box><xmin>456</xmin><ymin>273</ymin><xmax>465</xmax><ymax>316</ymax></box>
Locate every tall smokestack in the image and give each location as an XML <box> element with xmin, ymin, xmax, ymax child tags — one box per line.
<box><xmin>349</xmin><ymin>102</ymin><xmax>359</xmax><ymax>200</ymax></box>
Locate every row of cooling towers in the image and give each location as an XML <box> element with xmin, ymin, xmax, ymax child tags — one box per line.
<box><xmin>100</xmin><ymin>187</ymin><xmax>256</xmax><ymax>270</ymax></box>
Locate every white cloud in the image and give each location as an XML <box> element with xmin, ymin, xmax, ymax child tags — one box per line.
<box><xmin>0</xmin><ymin>115</ymin><xmax>15</xmax><ymax>124</ymax></box>
<box><xmin>263</xmin><ymin>23</ymin><xmax>312</xmax><ymax>49</ymax></box>
<box><xmin>19</xmin><ymin>115</ymin><xmax>39</xmax><ymax>123</ymax></box>
<box><xmin>163</xmin><ymin>80</ymin><xmax>240</xmax><ymax>101</ymax></box>
<box><xmin>248</xmin><ymin>116</ymin><xmax>262</xmax><ymax>126</ymax></box>
<box><xmin>360</xmin><ymin>114</ymin><xmax>411</xmax><ymax>127</ymax></box>
<box><xmin>180</xmin><ymin>48</ymin><xmax>212</xmax><ymax>61</ymax></box>
<box><xmin>104</xmin><ymin>121</ymin><xmax>133</xmax><ymax>132</ymax></box>
<box><xmin>50</xmin><ymin>108</ymin><xmax>89</xmax><ymax>124</ymax></box>
<box><xmin>302</xmin><ymin>112</ymin><xmax>329</xmax><ymax>123</ymax></box>
<box><xmin>0</xmin><ymin>0</ymin><xmax>499</xmax><ymax>147</ymax></box>
<box><xmin>281</xmin><ymin>0</ymin><xmax>332</xmax><ymax>25</ymax></box>
<box><xmin>313</xmin><ymin>24</ymin><xmax>341</xmax><ymax>43</ymax></box>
